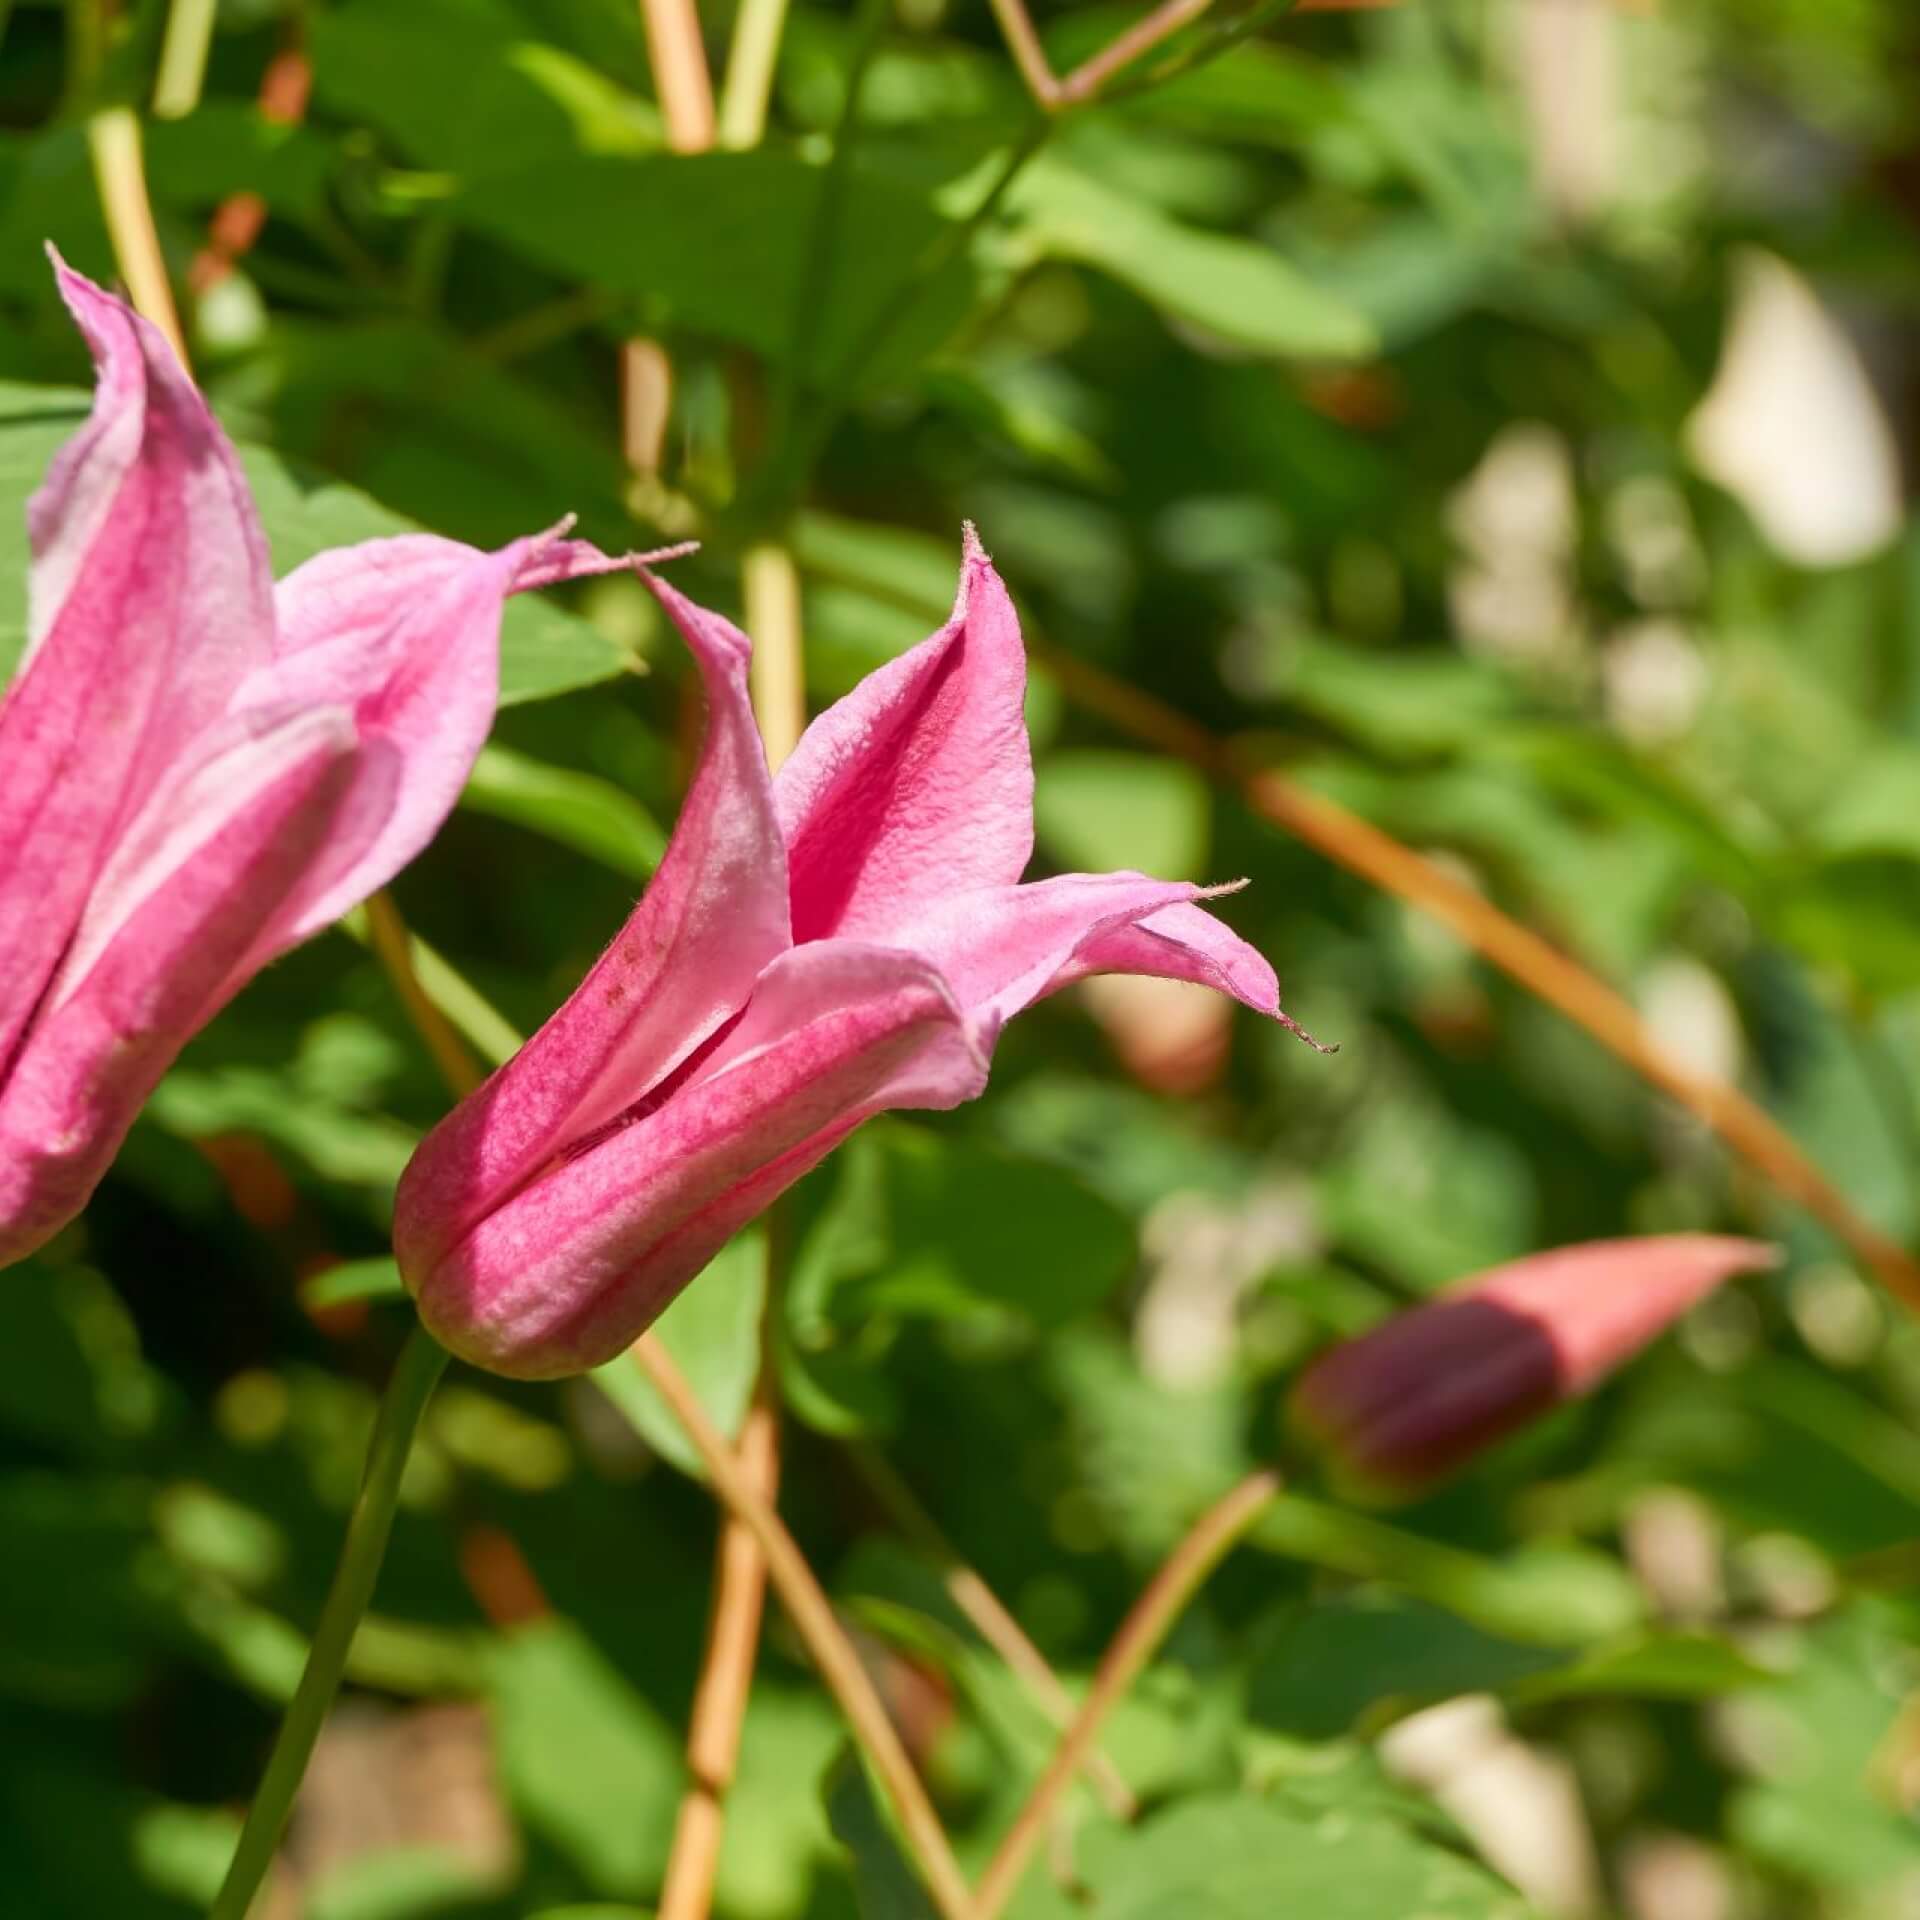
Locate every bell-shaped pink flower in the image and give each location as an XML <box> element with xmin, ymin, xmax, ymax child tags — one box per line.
<box><xmin>0</xmin><ymin>258</ymin><xmax>628</xmax><ymax>1266</ymax></box>
<box><xmin>395</xmin><ymin>533</ymin><xmax>1311</xmax><ymax>1377</ymax></box>
<box><xmin>1290</xmin><ymin>1234</ymin><xmax>1781</xmax><ymax>1499</ymax></box>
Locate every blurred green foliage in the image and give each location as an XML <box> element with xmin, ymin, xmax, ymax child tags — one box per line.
<box><xmin>5</xmin><ymin>0</ymin><xmax>1920</xmax><ymax>1915</ymax></box>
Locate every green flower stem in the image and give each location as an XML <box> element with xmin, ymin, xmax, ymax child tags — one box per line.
<box><xmin>716</xmin><ymin>0</ymin><xmax>790</xmax><ymax>148</ymax></box>
<box><xmin>210</xmin><ymin>1325</ymin><xmax>450</xmax><ymax>1920</ymax></box>
<box><xmin>152</xmin><ymin>0</ymin><xmax>218</xmax><ymax>118</ymax></box>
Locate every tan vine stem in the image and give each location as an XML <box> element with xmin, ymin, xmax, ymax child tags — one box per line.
<box><xmin>627</xmin><ymin>0</ymin><xmax>717</xmax><ymax>479</ymax></box>
<box><xmin>1038</xmin><ymin>644</ymin><xmax>1920</xmax><ymax>1312</ymax></box>
<box><xmin>639</xmin><ymin>0</ymin><xmax>717</xmax><ymax>147</ymax></box>
<box><xmin>848</xmin><ymin>1444</ymin><xmax>1137</xmax><ymax>1821</ymax></box>
<box><xmin>656</xmin><ymin>1372</ymin><xmax>782</xmax><ymax>1920</ymax></box>
<box><xmin>633</xmin><ymin>1336</ymin><xmax>980</xmax><ymax>1920</ymax></box>
<box><xmin>363</xmin><ymin>891</ymin><xmax>486</xmax><ymax>1099</ymax></box>
<box><xmin>1055</xmin><ymin>0</ymin><xmax>1214</xmax><ymax>105</ymax></box>
<box><xmin>972</xmin><ymin>1471</ymin><xmax>1284</xmax><ymax>1920</ymax></box>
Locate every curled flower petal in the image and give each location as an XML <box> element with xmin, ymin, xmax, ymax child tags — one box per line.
<box><xmin>1291</xmin><ymin>1234</ymin><xmax>1781</xmax><ymax>1499</ymax></box>
<box><xmin>775</xmin><ymin>526</ymin><xmax>1032</xmax><ymax>942</ymax></box>
<box><xmin>0</xmin><ymin>253</ymin><xmax>273</xmax><ymax>1071</ymax></box>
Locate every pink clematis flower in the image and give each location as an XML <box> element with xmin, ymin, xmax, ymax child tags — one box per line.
<box><xmin>1290</xmin><ymin>1234</ymin><xmax>1781</xmax><ymax>1500</ymax></box>
<box><xmin>395</xmin><ymin>533</ymin><xmax>1312</xmax><ymax>1377</ymax></box>
<box><xmin>0</xmin><ymin>258</ymin><xmax>627</xmax><ymax>1266</ymax></box>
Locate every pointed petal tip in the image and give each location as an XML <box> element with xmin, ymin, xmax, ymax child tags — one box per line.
<box><xmin>1279</xmin><ymin>1007</ymin><xmax>1337</xmax><ymax>1054</ymax></box>
<box><xmin>962</xmin><ymin>520</ymin><xmax>988</xmax><ymax>565</ymax></box>
<box><xmin>633</xmin><ymin>539</ymin><xmax>701</xmax><ymax>569</ymax></box>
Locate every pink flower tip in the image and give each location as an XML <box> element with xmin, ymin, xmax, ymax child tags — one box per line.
<box><xmin>1289</xmin><ymin>1234</ymin><xmax>1781</xmax><ymax>1501</ymax></box>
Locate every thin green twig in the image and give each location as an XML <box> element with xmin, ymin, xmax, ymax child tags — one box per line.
<box><xmin>210</xmin><ymin>1327</ymin><xmax>450</xmax><ymax>1920</ymax></box>
<box><xmin>153</xmin><ymin>0</ymin><xmax>218</xmax><ymax>118</ymax></box>
<box><xmin>717</xmin><ymin>0</ymin><xmax>791</xmax><ymax>148</ymax></box>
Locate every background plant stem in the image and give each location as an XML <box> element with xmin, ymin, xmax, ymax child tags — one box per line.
<box><xmin>209</xmin><ymin>1327</ymin><xmax>450</xmax><ymax>1920</ymax></box>
<box><xmin>152</xmin><ymin>0</ymin><xmax>217</xmax><ymax>117</ymax></box>
<box><xmin>717</xmin><ymin>0</ymin><xmax>790</xmax><ymax>147</ymax></box>
<box><xmin>634</xmin><ymin>1334</ymin><xmax>980</xmax><ymax>1920</ymax></box>
<box><xmin>972</xmin><ymin>1471</ymin><xmax>1284</xmax><ymax>1919</ymax></box>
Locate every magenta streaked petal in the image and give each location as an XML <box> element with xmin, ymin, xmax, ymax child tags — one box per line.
<box><xmin>774</xmin><ymin>529</ymin><xmax>1033</xmax><ymax>942</ymax></box>
<box><xmin>0</xmin><ymin>258</ymin><xmax>273</xmax><ymax>1068</ymax></box>
<box><xmin>407</xmin><ymin>943</ymin><xmax>986</xmax><ymax>1379</ymax></box>
<box><xmin>393</xmin><ymin>569</ymin><xmax>791</xmax><ymax>1277</ymax></box>
<box><xmin>1291</xmin><ymin>1235</ymin><xmax>1781</xmax><ymax>1498</ymax></box>
<box><xmin>0</xmin><ymin>708</ymin><xmax>358</xmax><ymax>1266</ymax></box>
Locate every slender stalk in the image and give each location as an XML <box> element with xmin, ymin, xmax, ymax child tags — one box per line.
<box><xmin>211</xmin><ymin>1327</ymin><xmax>451</xmax><ymax>1920</ymax></box>
<box><xmin>848</xmin><ymin>1445</ymin><xmax>1136</xmax><ymax>1821</ymax></box>
<box><xmin>656</xmin><ymin>1374</ymin><xmax>782</xmax><ymax>1920</ymax></box>
<box><xmin>639</xmin><ymin>0</ymin><xmax>717</xmax><ymax>149</ymax></box>
<box><xmin>623</xmin><ymin>338</ymin><xmax>677</xmax><ymax>477</ymax></box>
<box><xmin>362</xmin><ymin>891</ymin><xmax>486</xmax><ymax>1099</ymax></box>
<box><xmin>633</xmin><ymin>1336</ymin><xmax>979</xmax><ymax>1920</ymax></box>
<box><xmin>972</xmin><ymin>1472</ymin><xmax>1283</xmax><ymax>1920</ymax></box>
<box><xmin>983</xmin><ymin>0</ymin><xmax>1059</xmax><ymax>106</ymax></box>
<box><xmin>1055</xmin><ymin>0</ymin><xmax>1212</xmax><ymax>105</ymax></box>
<box><xmin>87</xmin><ymin>107</ymin><xmax>190</xmax><ymax>368</ymax></box>
<box><xmin>717</xmin><ymin>0</ymin><xmax>791</xmax><ymax>148</ymax></box>
<box><xmin>628</xmin><ymin>0</ymin><xmax>717</xmax><ymax>485</ymax></box>
<box><xmin>152</xmin><ymin>0</ymin><xmax>218</xmax><ymax>117</ymax></box>
<box><xmin>1092</xmin><ymin>0</ymin><xmax>1298</xmax><ymax>107</ymax></box>
<box><xmin>1035</xmin><ymin>641</ymin><xmax>1920</xmax><ymax>1312</ymax></box>
<box><xmin>744</xmin><ymin>542</ymin><xmax>807</xmax><ymax>768</ymax></box>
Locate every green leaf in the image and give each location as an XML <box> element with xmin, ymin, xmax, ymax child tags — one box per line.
<box><xmin>1729</xmin><ymin>1606</ymin><xmax>1920</xmax><ymax>1891</ymax></box>
<box><xmin>1010</xmin><ymin>161</ymin><xmax>1377</xmax><ymax>362</ymax></box>
<box><xmin>311</xmin><ymin>0</ymin><xmax>660</xmax><ymax>178</ymax></box>
<box><xmin>592</xmin><ymin>1228</ymin><xmax>766</xmax><ymax>1479</ymax></box>
<box><xmin>1079</xmin><ymin>1793</ymin><xmax>1534</xmax><ymax>1920</ymax></box>
<box><xmin>824</xmin><ymin>1750</ymin><xmax>940</xmax><ymax>1920</ymax></box>
<box><xmin>789</xmin><ymin>1128</ymin><xmax>1138</xmax><ymax>1340</ymax></box>
<box><xmin>1247</xmin><ymin>1593</ymin><xmax>1766</xmax><ymax>1740</ymax></box>
<box><xmin>457</xmin><ymin>151</ymin><xmax>975</xmax><ymax>386</ymax></box>
<box><xmin>299</xmin><ymin>1259</ymin><xmax>407</xmax><ymax>1310</ymax></box>
<box><xmin>1247</xmin><ymin>1594</ymin><xmax>1563</xmax><ymax>1740</ymax></box>
<box><xmin>1772</xmin><ymin>852</ymin><xmax>1920</xmax><ymax>1000</ymax></box>
<box><xmin>1035</xmin><ymin>749</ymin><xmax>1211</xmax><ymax>879</ymax></box>
<box><xmin>307</xmin><ymin>1846</ymin><xmax>505</xmax><ymax>1920</ymax></box>
<box><xmin>0</xmin><ymin>384</ymin><xmax>627</xmax><ymax>702</ymax></box>
<box><xmin>0</xmin><ymin>1262</ymin><xmax>162</xmax><ymax>1457</ymax></box>
<box><xmin>490</xmin><ymin>1617</ymin><xmax>680</xmax><ymax>1896</ymax></box>
<box><xmin>0</xmin><ymin>1474</ymin><xmax>159</xmax><ymax>1709</ymax></box>
<box><xmin>461</xmin><ymin>742</ymin><xmax>666</xmax><ymax>880</ymax></box>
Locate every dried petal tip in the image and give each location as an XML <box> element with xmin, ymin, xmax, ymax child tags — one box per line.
<box><xmin>1290</xmin><ymin>1234</ymin><xmax>1780</xmax><ymax>1501</ymax></box>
